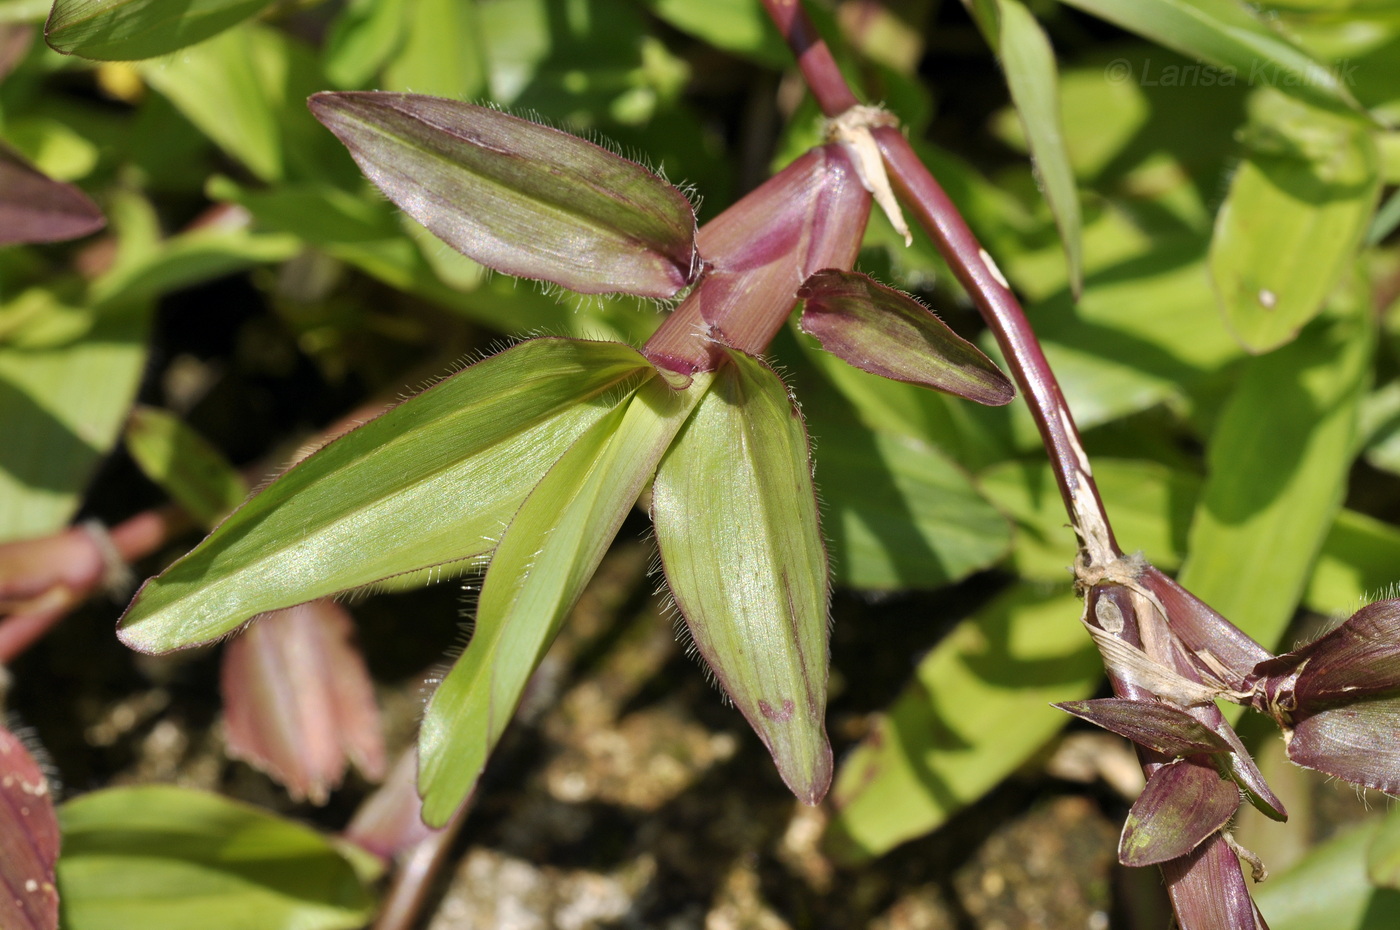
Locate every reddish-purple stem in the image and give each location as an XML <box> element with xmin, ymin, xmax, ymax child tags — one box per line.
<box><xmin>760</xmin><ymin>0</ymin><xmax>860</xmax><ymax>117</ymax></box>
<box><xmin>759</xmin><ymin>0</ymin><xmax>1118</xmax><ymax>562</ymax></box>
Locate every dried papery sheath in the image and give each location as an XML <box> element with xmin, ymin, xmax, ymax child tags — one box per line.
<box><xmin>797</xmin><ymin>269</ymin><xmax>1014</xmax><ymax>405</ymax></box>
<box><xmin>309</xmin><ymin>93</ymin><xmax>698</xmax><ymax>297</ymax></box>
<box><xmin>1119</xmin><ymin>757</ymin><xmax>1239</xmax><ymax>867</ymax></box>
<box><xmin>652</xmin><ymin>349</ymin><xmax>831</xmax><ymax>804</ymax></box>
<box><xmin>1138</xmin><ymin>566</ymin><xmax>1272</xmax><ymax>693</ymax></box>
<box><xmin>0</xmin><ymin>142</ymin><xmax>104</xmax><ymax>245</ymax></box>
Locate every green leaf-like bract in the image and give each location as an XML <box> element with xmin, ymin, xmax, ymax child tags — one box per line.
<box><xmin>118</xmin><ymin>338</ymin><xmax>653</xmax><ymax>653</ymax></box>
<box><xmin>652</xmin><ymin>349</ymin><xmax>833</xmax><ymax>804</ymax></box>
<box><xmin>309</xmin><ymin>92</ymin><xmax>698</xmax><ymax>298</ymax></box>
<box><xmin>57</xmin><ymin>785</ymin><xmax>375</xmax><ymax>930</ymax></box>
<box><xmin>418</xmin><ymin>372</ymin><xmax>708</xmax><ymax>826</ymax></box>
<box><xmin>45</xmin><ymin>0</ymin><xmax>274</xmax><ymax>60</ymax></box>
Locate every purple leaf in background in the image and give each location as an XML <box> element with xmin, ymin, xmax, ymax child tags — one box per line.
<box><xmin>0</xmin><ymin>143</ymin><xmax>104</xmax><ymax>246</ymax></box>
<box><xmin>308</xmin><ymin>92</ymin><xmax>698</xmax><ymax>298</ymax></box>
<box><xmin>0</xmin><ymin>727</ymin><xmax>59</xmax><ymax>930</ymax></box>
<box><xmin>798</xmin><ymin>269</ymin><xmax>1014</xmax><ymax>405</ymax></box>
<box><xmin>221</xmin><ymin>600</ymin><xmax>386</xmax><ymax>803</ymax></box>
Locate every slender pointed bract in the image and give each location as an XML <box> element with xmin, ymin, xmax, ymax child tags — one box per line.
<box><xmin>652</xmin><ymin>349</ymin><xmax>832</xmax><ymax>804</ymax></box>
<box><xmin>418</xmin><ymin>373</ymin><xmax>709</xmax><ymax>826</ymax></box>
<box><xmin>1119</xmin><ymin>758</ymin><xmax>1239</xmax><ymax>867</ymax></box>
<box><xmin>1054</xmin><ymin>698</ymin><xmax>1233</xmax><ymax>758</ymax></box>
<box><xmin>309</xmin><ymin>93</ymin><xmax>698</xmax><ymax>297</ymax></box>
<box><xmin>119</xmin><ymin>338</ymin><xmax>654</xmax><ymax>653</ymax></box>
<box><xmin>0</xmin><ymin>727</ymin><xmax>59</xmax><ymax>930</ymax></box>
<box><xmin>0</xmin><ymin>143</ymin><xmax>104</xmax><ymax>245</ymax></box>
<box><xmin>798</xmin><ymin>269</ymin><xmax>1014</xmax><ymax>405</ymax></box>
<box><xmin>221</xmin><ymin>600</ymin><xmax>385</xmax><ymax>804</ymax></box>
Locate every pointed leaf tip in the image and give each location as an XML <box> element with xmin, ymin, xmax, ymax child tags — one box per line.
<box><xmin>798</xmin><ymin>269</ymin><xmax>1015</xmax><ymax>405</ymax></box>
<box><xmin>0</xmin><ymin>143</ymin><xmax>104</xmax><ymax>245</ymax></box>
<box><xmin>308</xmin><ymin>92</ymin><xmax>698</xmax><ymax>298</ymax></box>
<box><xmin>653</xmin><ymin>349</ymin><xmax>833</xmax><ymax>804</ymax></box>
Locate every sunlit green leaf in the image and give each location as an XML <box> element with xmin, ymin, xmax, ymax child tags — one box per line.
<box><xmin>1058</xmin><ymin>0</ymin><xmax>1364</xmax><ymax>114</ymax></box>
<box><xmin>818</xmin><ymin>427</ymin><xmax>1012</xmax><ymax>591</ymax></box>
<box><xmin>969</xmin><ymin>0</ymin><xmax>1083</xmax><ymax>294</ymax></box>
<box><xmin>1308</xmin><ymin>509</ymin><xmax>1400</xmax><ymax>613</ymax></box>
<box><xmin>653</xmin><ymin>350</ymin><xmax>831</xmax><ymax>804</ymax></box>
<box><xmin>380</xmin><ymin>0</ymin><xmax>484</xmax><ymax>100</ymax></box>
<box><xmin>138</xmin><ymin>24</ymin><xmax>351</xmax><ymax>184</ymax></box>
<box><xmin>643</xmin><ymin>0</ymin><xmax>788</xmax><ymax>66</ymax></box>
<box><xmin>44</xmin><ymin>0</ymin><xmax>273</xmax><ymax>60</ymax></box>
<box><xmin>1255</xmin><ymin>818</ymin><xmax>1400</xmax><ymax>930</ymax></box>
<box><xmin>1177</xmin><ymin>272</ymin><xmax>1373</xmax><ymax>661</ymax></box>
<box><xmin>124</xmin><ymin>406</ymin><xmax>246</xmax><ymax>528</ymax></box>
<box><xmin>119</xmin><ymin>339</ymin><xmax>654</xmax><ymax>653</ymax></box>
<box><xmin>57</xmin><ymin>786</ymin><xmax>374</xmax><ymax>930</ymax></box>
<box><xmin>0</xmin><ymin>296</ymin><xmax>150</xmax><ymax>543</ymax></box>
<box><xmin>322</xmin><ymin>0</ymin><xmax>407</xmax><ymax>89</ymax></box>
<box><xmin>309</xmin><ymin>92</ymin><xmax>697</xmax><ymax>298</ymax></box>
<box><xmin>1210</xmin><ymin>89</ymin><xmax>1380</xmax><ymax>352</ymax></box>
<box><xmin>827</xmin><ymin>585</ymin><xmax>1099</xmax><ymax>859</ymax></box>
<box><xmin>419</xmin><ymin>372</ymin><xmax>705</xmax><ymax>825</ymax></box>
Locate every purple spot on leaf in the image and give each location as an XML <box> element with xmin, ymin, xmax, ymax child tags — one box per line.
<box><xmin>759</xmin><ymin>698</ymin><xmax>795</xmax><ymax>721</ymax></box>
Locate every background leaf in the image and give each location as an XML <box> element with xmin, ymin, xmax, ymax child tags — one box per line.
<box><xmin>1210</xmin><ymin>89</ymin><xmax>1381</xmax><ymax>352</ymax></box>
<box><xmin>1254</xmin><ymin>818</ymin><xmax>1400</xmax><ymax>930</ymax></box>
<box><xmin>968</xmin><ymin>0</ymin><xmax>1083</xmax><ymax>294</ymax></box>
<box><xmin>1177</xmin><ymin>271</ymin><xmax>1373</xmax><ymax>660</ymax></box>
<box><xmin>1058</xmin><ymin>0</ymin><xmax>1364</xmax><ymax>114</ymax></box>
<box><xmin>124</xmin><ymin>405</ymin><xmax>246</xmax><ymax>528</ymax></box>
<box><xmin>44</xmin><ymin>0</ymin><xmax>273</xmax><ymax>60</ymax></box>
<box><xmin>56</xmin><ymin>786</ymin><xmax>375</xmax><ymax>930</ymax></box>
<box><xmin>827</xmin><ymin>585</ymin><xmax>1100</xmax><ymax>860</ymax></box>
